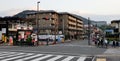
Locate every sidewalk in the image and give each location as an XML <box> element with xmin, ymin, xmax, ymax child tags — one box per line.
<box><xmin>38</xmin><ymin>39</ymin><xmax>71</xmax><ymax>45</ymax></box>
<box><xmin>0</xmin><ymin>40</ymin><xmax>72</xmax><ymax>46</ymax></box>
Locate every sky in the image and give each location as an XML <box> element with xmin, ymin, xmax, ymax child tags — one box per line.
<box><xmin>1</xmin><ymin>0</ymin><xmax>120</xmax><ymax>24</ymax></box>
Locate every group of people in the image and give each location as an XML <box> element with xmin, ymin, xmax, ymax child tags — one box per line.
<box><xmin>93</xmin><ymin>37</ymin><xmax>108</xmax><ymax>48</ymax></box>
<box><xmin>112</xmin><ymin>40</ymin><xmax>119</xmax><ymax>48</ymax></box>
<box><xmin>93</xmin><ymin>36</ymin><xmax>119</xmax><ymax>48</ymax></box>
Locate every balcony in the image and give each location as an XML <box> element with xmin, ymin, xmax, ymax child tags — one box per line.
<box><xmin>68</xmin><ymin>16</ymin><xmax>76</xmax><ymax>21</ymax></box>
<box><xmin>77</xmin><ymin>20</ymin><xmax>83</xmax><ymax>24</ymax></box>
<box><xmin>77</xmin><ymin>24</ymin><xmax>83</xmax><ymax>27</ymax></box>
<box><xmin>68</xmin><ymin>21</ymin><xmax>76</xmax><ymax>25</ymax></box>
<box><xmin>68</xmin><ymin>27</ymin><xmax>76</xmax><ymax>30</ymax></box>
<box><xmin>76</xmin><ymin>28</ymin><xmax>83</xmax><ymax>30</ymax></box>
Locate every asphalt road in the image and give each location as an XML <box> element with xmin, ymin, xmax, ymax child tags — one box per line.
<box><xmin>0</xmin><ymin>39</ymin><xmax>120</xmax><ymax>61</ymax></box>
<box><xmin>0</xmin><ymin>40</ymin><xmax>107</xmax><ymax>56</ymax></box>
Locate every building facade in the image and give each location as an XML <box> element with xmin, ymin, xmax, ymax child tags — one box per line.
<box><xmin>92</xmin><ymin>21</ymin><xmax>107</xmax><ymax>27</ymax></box>
<box><xmin>111</xmin><ymin>20</ymin><xmax>120</xmax><ymax>40</ymax></box>
<box><xmin>26</xmin><ymin>10</ymin><xmax>84</xmax><ymax>39</ymax></box>
<box><xmin>27</xmin><ymin>10</ymin><xmax>59</xmax><ymax>35</ymax></box>
<box><xmin>59</xmin><ymin>12</ymin><xmax>83</xmax><ymax>39</ymax></box>
<box><xmin>0</xmin><ymin>17</ymin><xmax>33</xmax><ymax>37</ymax></box>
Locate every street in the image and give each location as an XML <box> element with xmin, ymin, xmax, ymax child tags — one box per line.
<box><xmin>0</xmin><ymin>40</ymin><xmax>120</xmax><ymax>61</ymax></box>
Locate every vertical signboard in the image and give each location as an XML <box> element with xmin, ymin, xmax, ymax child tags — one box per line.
<box><xmin>2</xmin><ymin>28</ymin><xmax>6</xmax><ymax>33</ymax></box>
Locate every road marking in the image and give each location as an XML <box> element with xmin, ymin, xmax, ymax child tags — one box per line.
<box><xmin>62</xmin><ymin>56</ymin><xmax>74</xmax><ymax>61</ymax></box>
<box><xmin>92</xmin><ymin>56</ymin><xmax>96</xmax><ymax>61</ymax></box>
<box><xmin>1</xmin><ymin>53</ymin><xmax>33</xmax><ymax>61</ymax></box>
<box><xmin>30</xmin><ymin>55</ymin><xmax>53</xmax><ymax>61</ymax></box>
<box><xmin>96</xmin><ymin>58</ymin><xmax>106</xmax><ymax>61</ymax></box>
<box><xmin>47</xmin><ymin>55</ymin><xmax>63</xmax><ymax>61</ymax></box>
<box><xmin>0</xmin><ymin>52</ymin><xmax>17</xmax><ymax>56</ymax></box>
<box><xmin>16</xmin><ymin>54</ymin><xmax>43</xmax><ymax>61</ymax></box>
<box><xmin>77</xmin><ymin>57</ymin><xmax>86</xmax><ymax>61</ymax></box>
<box><xmin>0</xmin><ymin>51</ymin><xmax>92</xmax><ymax>61</ymax></box>
<box><xmin>0</xmin><ymin>53</ymin><xmax>24</xmax><ymax>59</ymax></box>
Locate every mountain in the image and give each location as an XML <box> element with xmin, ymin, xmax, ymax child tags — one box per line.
<box><xmin>13</xmin><ymin>10</ymin><xmax>36</xmax><ymax>18</ymax></box>
<box><xmin>13</xmin><ymin>10</ymin><xmax>97</xmax><ymax>25</ymax></box>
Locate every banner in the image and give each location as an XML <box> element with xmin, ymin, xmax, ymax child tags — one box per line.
<box><xmin>2</xmin><ymin>28</ymin><xmax>6</xmax><ymax>33</ymax></box>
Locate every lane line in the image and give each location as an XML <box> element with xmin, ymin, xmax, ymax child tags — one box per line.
<box><xmin>16</xmin><ymin>54</ymin><xmax>43</xmax><ymax>61</ymax></box>
<box><xmin>62</xmin><ymin>56</ymin><xmax>74</xmax><ymax>61</ymax></box>
<box><xmin>1</xmin><ymin>53</ymin><xmax>33</xmax><ymax>61</ymax></box>
<box><xmin>0</xmin><ymin>52</ymin><xmax>17</xmax><ymax>56</ymax></box>
<box><xmin>77</xmin><ymin>57</ymin><xmax>86</xmax><ymax>61</ymax></box>
<box><xmin>0</xmin><ymin>53</ymin><xmax>24</xmax><ymax>59</ymax></box>
<box><xmin>47</xmin><ymin>55</ymin><xmax>63</xmax><ymax>61</ymax></box>
<box><xmin>30</xmin><ymin>55</ymin><xmax>53</xmax><ymax>61</ymax></box>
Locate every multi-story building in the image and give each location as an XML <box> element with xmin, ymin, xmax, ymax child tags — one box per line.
<box><xmin>27</xmin><ymin>10</ymin><xmax>59</xmax><ymax>35</ymax></box>
<box><xmin>0</xmin><ymin>17</ymin><xmax>33</xmax><ymax>37</ymax></box>
<box><xmin>91</xmin><ymin>21</ymin><xmax>107</xmax><ymax>27</ymax></box>
<box><xmin>111</xmin><ymin>20</ymin><xmax>120</xmax><ymax>40</ymax></box>
<box><xmin>59</xmin><ymin>12</ymin><xmax>83</xmax><ymax>39</ymax></box>
<box><xmin>26</xmin><ymin>10</ymin><xmax>83</xmax><ymax>39</ymax></box>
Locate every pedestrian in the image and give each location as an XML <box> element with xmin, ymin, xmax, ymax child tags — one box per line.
<box><xmin>18</xmin><ymin>34</ymin><xmax>22</xmax><ymax>46</ymax></box>
<box><xmin>46</xmin><ymin>37</ymin><xmax>49</xmax><ymax>46</ymax></box>
<box><xmin>97</xmin><ymin>39</ymin><xmax>100</xmax><ymax>47</ymax></box>
<box><xmin>116</xmin><ymin>41</ymin><xmax>119</xmax><ymax>47</ymax></box>
<box><xmin>100</xmin><ymin>38</ymin><xmax>104</xmax><ymax>47</ymax></box>
<box><xmin>32</xmin><ymin>38</ymin><xmax>35</xmax><ymax>46</ymax></box>
<box><xmin>112</xmin><ymin>40</ymin><xmax>116</xmax><ymax>48</ymax></box>
<box><xmin>104</xmin><ymin>39</ymin><xmax>108</xmax><ymax>48</ymax></box>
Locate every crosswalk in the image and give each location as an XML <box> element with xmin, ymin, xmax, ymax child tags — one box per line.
<box><xmin>0</xmin><ymin>51</ymin><xmax>93</xmax><ymax>61</ymax></box>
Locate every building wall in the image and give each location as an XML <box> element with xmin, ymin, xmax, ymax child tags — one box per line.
<box><xmin>27</xmin><ymin>11</ymin><xmax>83</xmax><ymax>39</ymax></box>
<box><xmin>38</xmin><ymin>12</ymin><xmax>59</xmax><ymax>34</ymax></box>
<box><xmin>0</xmin><ymin>18</ymin><xmax>33</xmax><ymax>36</ymax></box>
<box><xmin>59</xmin><ymin>13</ymin><xmax>83</xmax><ymax>39</ymax></box>
<box><xmin>111</xmin><ymin>20</ymin><xmax>120</xmax><ymax>40</ymax></box>
<box><xmin>27</xmin><ymin>11</ymin><xmax>59</xmax><ymax>35</ymax></box>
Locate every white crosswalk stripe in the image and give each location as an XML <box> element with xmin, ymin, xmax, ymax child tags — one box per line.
<box><xmin>0</xmin><ymin>53</ymin><xmax>24</xmax><ymax>59</ymax></box>
<box><xmin>0</xmin><ymin>51</ymin><xmax>92</xmax><ymax>61</ymax></box>
<box><xmin>62</xmin><ymin>56</ymin><xmax>74</xmax><ymax>61</ymax></box>
<box><xmin>0</xmin><ymin>52</ymin><xmax>17</xmax><ymax>56</ymax></box>
<box><xmin>30</xmin><ymin>55</ymin><xmax>53</xmax><ymax>61</ymax></box>
<box><xmin>16</xmin><ymin>54</ymin><xmax>43</xmax><ymax>61</ymax></box>
<box><xmin>77</xmin><ymin>57</ymin><xmax>87</xmax><ymax>61</ymax></box>
<box><xmin>1</xmin><ymin>53</ymin><xmax>33</xmax><ymax>61</ymax></box>
<box><xmin>47</xmin><ymin>55</ymin><xmax>63</xmax><ymax>61</ymax></box>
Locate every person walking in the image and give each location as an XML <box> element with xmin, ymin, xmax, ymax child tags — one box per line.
<box><xmin>116</xmin><ymin>41</ymin><xmax>119</xmax><ymax>47</ymax></box>
<box><xmin>104</xmin><ymin>39</ymin><xmax>108</xmax><ymax>48</ymax></box>
<box><xmin>112</xmin><ymin>40</ymin><xmax>116</xmax><ymax>48</ymax></box>
<box><xmin>100</xmin><ymin>38</ymin><xmax>104</xmax><ymax>47</ymax></box>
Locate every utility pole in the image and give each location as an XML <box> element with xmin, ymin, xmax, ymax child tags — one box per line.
<box><xmin>36</xmin><ymin>1</ymin><xmax>40</xmax><ymax>29</ymax></box>
<box><xmin>62</xmin><ymin>19</ymin><xmax>64</xmax><ymax>36</ymax></box>
<box><xmin>118</xmin><ymin>22</ymin><xmax>120</xmax><ymax>41</ymax></box>
<box><xmin>88</xmin><ymin>17</ymin><xmax>91</xmax><ymax>45</ymax></box>
<box><xmin>36</xmin><ymin>1</ymin><xmax>40</xmax><ymax>46</ymax></box>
